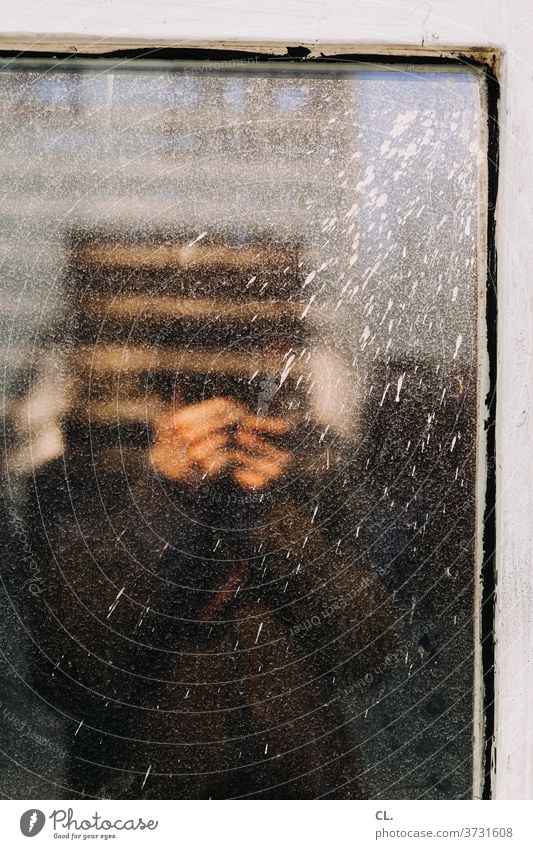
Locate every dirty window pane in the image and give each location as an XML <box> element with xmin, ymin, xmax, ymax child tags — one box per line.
<box><xmin>0</xmin><ymin>59</ymin><xmax>485</xmax><ymax>799</ymax></box>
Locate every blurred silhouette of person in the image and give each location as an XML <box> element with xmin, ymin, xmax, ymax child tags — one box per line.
<box><xmin>10</xmin><ymin>380</ymin><xmax>398</xmax><ymax>800</ymax></box>
<box><xmin>3</xmin><ymin>230</ymin><xmax>399</xmax><ymax>799</ymax></box>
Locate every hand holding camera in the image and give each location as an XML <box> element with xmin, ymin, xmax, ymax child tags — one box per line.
<box><xmin>150</xmin><ymin>397</ymin><xmax>292</xmax><ymax>491</ymax></box>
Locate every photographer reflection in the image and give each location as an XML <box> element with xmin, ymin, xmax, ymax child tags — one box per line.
<box><xmin>7</xmin><ymin>236</ymin><xmax>401</xmax><ymax>800</ymax></box>
<box><xmin>8</xmin><ymin>368</ymin><xmax>395</xmax><ymax>798</ymax></box>
<box><xmin>14</xmin><ymin>370</ymin><xmax>399</xmax><ymax>800</ymax></box>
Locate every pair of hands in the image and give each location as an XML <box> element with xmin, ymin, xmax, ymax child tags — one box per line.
<box><xmin>150</xmin><ymin>397</ymin><xmax>292</xmax><ymax>491</ymax></box>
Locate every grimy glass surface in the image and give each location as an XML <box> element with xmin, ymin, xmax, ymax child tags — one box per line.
<box><xmin>0</xmin><ymin>59</ymin><xmax>484</xmax><ymax>799</ymax></box>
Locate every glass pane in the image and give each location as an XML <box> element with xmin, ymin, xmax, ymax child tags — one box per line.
<box><xmin>0</xmin><ymin>58</ymin><xmax>485</xmax><ymax>799</ymax></box>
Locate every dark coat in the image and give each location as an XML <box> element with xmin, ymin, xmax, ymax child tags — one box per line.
<box><xmin>12</xmin><ymin>441</ymin><xmax>399</xmax><ymax>800</ymax></box>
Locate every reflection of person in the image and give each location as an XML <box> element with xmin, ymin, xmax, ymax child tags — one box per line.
<box><xmin>13</xmin><ymin>381</ymin><xmax>399</xmax><ymax>800</ymax></box>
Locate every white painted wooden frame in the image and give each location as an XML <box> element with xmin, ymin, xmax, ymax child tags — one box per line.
<box><xmin>0</xmin><ymin>0</ymin><xmax>530</xmax><ymax>800</ymax></box>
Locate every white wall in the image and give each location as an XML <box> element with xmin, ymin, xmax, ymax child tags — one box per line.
<box><xmin>0</xmin><ymin>1</ymin><xmax>509</xmax><ymax>47</ymax></box>
<box><xmin>0</xmin><ymin>0</ymin><xmax>531</xmax><ymax>800</ymax></box>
